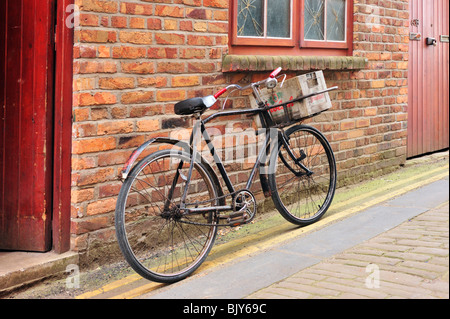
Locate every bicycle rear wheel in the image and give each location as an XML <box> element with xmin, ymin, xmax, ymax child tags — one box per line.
<box><xmin>115</xmin><ymin>149</ymin><xmax>219</xmax><ymax>283</ymax></box>
<box><xmin>269</xmin><ymin>125</ymin><xmax>336</xmax><ymax>225</ymax></box>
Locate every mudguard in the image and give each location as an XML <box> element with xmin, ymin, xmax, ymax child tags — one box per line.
<box><xmin>121</xmin><ymin>137</ymin><xmax>189</xmax><ymax>180</ymax></box>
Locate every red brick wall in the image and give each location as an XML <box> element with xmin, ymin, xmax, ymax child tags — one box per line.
<box><xmin>71</xmin><ymin>0</ymin><xmax>409</xmax><ymax>262</ymax></box>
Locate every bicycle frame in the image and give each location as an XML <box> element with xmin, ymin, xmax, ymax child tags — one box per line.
<box><xmin>179</xmin><ymin>107</ymin><xmax>302</xmax><ymax>216</ymax></box>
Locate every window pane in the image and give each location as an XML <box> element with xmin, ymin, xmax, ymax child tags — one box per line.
<box><xmin>237</xmin><ymin>0</ymin><xmax>264</xmax><ymax>37</ymax></box>
<box><xmin>304</xmin><ymin>0</ymin><xmax>324</xmax><ymax>40</ymax></box>
<box><xmin>267</xmin><ymin>0</ymin><xmax>291</xmax><ymax>38</ymax></box>
<box><xmin>326</xmin><ymin>0</ymin><xmax>346</xmax><ymax>41</ymax></box>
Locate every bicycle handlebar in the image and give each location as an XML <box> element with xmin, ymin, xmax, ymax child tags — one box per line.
<box><xmin>269</xmin><ymin>67</ymin><xmax>282</xmax><ymax>78</ymax></box>
<box><xmin>212</xmin><ymin>67</ymin><xmax>284</xmax><ymax>99</ymax></box>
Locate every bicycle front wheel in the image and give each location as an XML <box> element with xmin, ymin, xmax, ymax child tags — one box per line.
<box><xmin>115</xmin><ymin>149</ymin><xmax>219</xmax><ymax>283</ymax></box>
<box><xmin>269</xmin><ymin>125</ymin><xmax>337</xmax><ymax>226</ymax></box>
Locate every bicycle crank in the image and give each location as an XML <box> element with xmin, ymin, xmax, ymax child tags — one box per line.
<box><xmin>228</xmin><ymin>190</ymin><xmax>257</xmax><ymax>227</ymax></box>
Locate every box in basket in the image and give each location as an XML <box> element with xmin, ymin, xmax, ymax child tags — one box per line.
<box><xmin>250</xmin><ymin>71</ymin><xmax>332</xmax><ymax>125</ymax></box>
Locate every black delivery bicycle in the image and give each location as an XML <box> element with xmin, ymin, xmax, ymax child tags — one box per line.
<box><xmin>115</xmin><ymin>68</ymin><xmax>338</xmax><ymax>283</ymax></box>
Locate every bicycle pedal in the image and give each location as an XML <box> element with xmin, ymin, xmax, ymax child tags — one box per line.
<box><xmin>227</xmin><ymin>212</ymin><xmax>248</xmax><ymax>227</ymax></box>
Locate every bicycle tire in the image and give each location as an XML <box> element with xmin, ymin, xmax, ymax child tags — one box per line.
<box><xmin>115</xmin><ymin>149</ymin><xmax>219</xmax><ymax>283</ymax></box>
<box><xmin>268</xmin><ymin>125</ymin><xmax>337</xmax><ymax>225</ymax></box>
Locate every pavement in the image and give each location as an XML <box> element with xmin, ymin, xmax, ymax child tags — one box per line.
<box><xmin>248</xmin><ymin>201</ymin><xmax>449</xmax><ymax>299</ymax></box>
<box><xmin>2</xmin><ymin>151</ymin><xmax>449</xmax><ymax>300</ymax></box>
<box><xmin>140</xmin><ymin>175</ymin><xmax>449</xmax><ymax>299</ymax></box>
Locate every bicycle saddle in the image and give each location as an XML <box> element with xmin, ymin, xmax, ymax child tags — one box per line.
<box><xmin>174</xmin><ymin>97</ymin><xmax>207</xmax><ymax>116</ymax></box>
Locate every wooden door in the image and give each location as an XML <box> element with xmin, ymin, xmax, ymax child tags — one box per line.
<box><xmin>408</xmin><ymin>0</ymin><xmax>449</xmax><ymax>158</ymax></box>
<box><xmin>0</xmin><ymin>0</ymin><xmax>55</xmax><ymax>251</ymax></box>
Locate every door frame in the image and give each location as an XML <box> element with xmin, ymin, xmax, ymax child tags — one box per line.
<box><xmin>52</xmin><ymin>0</ymin><xmax>73</xmax><ymax>253</ymax></box>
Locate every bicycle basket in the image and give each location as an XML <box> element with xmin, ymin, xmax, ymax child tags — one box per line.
<box><xmin>250</xmin><ymin>71</ymin><xmax>333</xmax><ymax>127</ymax></box>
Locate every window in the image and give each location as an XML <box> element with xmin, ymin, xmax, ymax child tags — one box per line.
<box><xmin>230</xmin><ymin>0</ymin><xmax>353</xmax><ymax>55</ymax></box>
<box><xmin>234</xmin><ymin>0</ymin><xmax>295</xmax><ymax>46</ymax></box>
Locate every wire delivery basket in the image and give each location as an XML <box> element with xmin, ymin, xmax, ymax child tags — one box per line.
<box><xmin>250</xmin><ymin>71</ymin><xmax>337</xmax><ymax>128</ymax></box>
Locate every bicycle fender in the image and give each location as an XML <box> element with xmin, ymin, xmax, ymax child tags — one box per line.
<box><xmin>121</xmin><ymin>137</ymin><xmax>191</xmax><ymax>180</ymax></box>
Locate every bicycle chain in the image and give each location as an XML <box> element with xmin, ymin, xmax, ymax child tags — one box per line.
<box><xmin>179</xmin><ymin>189</ymin><xmax>252</xmax><ymax>227</ymax></box>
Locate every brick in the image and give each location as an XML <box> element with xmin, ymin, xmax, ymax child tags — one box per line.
<box><xmin>78</xmin><ymin>61</ymin><xmax>117</xmax><ymax>74</ymax></box>
<box><xmin>147</xmin><ymin>47</ymin><xmax>178</xmax><ymax>59</ymax></box>
<box><xmin>340</xmin><ymin>120</ymin><xmax>355</xmax><ymax>131</ymax></box>
<box><xmin>80</xmin><ymin>0</ymin><xmax>118</xmax><ymax>13</ymax></box>
<box><xmin>164</xmin><ymin>19</ymin><xmax>177</xmax><ymax>30</ymax></box>
<box><xmin>98</xmin><ymin>46</ymin><xmax>111</xmax><ymax>58</ymax></box>
<box><xmin>186</xmin><ymin>8</ymin><xmax>212</xmax><ymax>20</ymax></box>
<box><xmin>119</xmin><ymin>31</ymin><xmax>153</xmax><ymax>44</ymax></box>
<box><xmin>112</xmin><ymin>46</ymin><xmax>146</xmax><ymax>59</ymax></box>
<box><xmin>72</xmin><ymin>137</ymin><xmax>116</xmax><ymax>155</ymax></box>
<box><xmin>172</xmin><ymin>75</ymin><xmax>200</xmax><ymax>87</ymax></box>
<box><xmin>187</xmin><ymin>62</ymin><xmax>216</xmax><ymax>73</ymax></box>
<box><xmin>180</xmin><ymin>48</ymin><xmax>206</xmax><ymax>59</ymax></box>
<box><xmin>147</xmin><ymin>18</ymin><xmax>162</xmax><ymax>30</ymax></box>
<box><xmin>121</xmin><ymin>62</ymin><xmax>155</xmax><ymax>74</ymax></box>
<box><xmin>86</xmin><ymin>197</ymin><xmax>117</xmax><ymax>216</ymax></box>
<box><xmin>137</xmin><ymin>76</ymin><xmax>167</xmax><ymax>88</ymax></box>
<box><xmin>73</xmin><ymin>122</ymin><xmax>97</xmax><ymax>138</ymax></box>
<box><xmin>79</xmin><ymin>13</ymin><xmax>99</xmax><ymax>27</ymax></box>
<box><xmin>72</xmin><ymin>215</ymin><xmax>111</xmax><ymax>235</ymax></box>
<box><xmin>157</xmin><ymin>62</ymin><xmax>185</xmax><ymax>73</ymax></box>
<box><xmin>203</xmin><ymin>0</ymin><xmax>229</xmax><ymax>8</ymax></box>
<box><xmin>154</xmin><ymin>5</ymin><xmax>184</xmax><ymax>18</ymax></box>
<box><xmin>121</xmin><ymin>91</ymin><xmax>154</xmax><ymax>104</ymax></box>
<box><xmin>111</xmin><ymin>16</ymin><xmax>127</xmax><ymax>28</ymax></box>
<box><xmin>71</xmin><ymin>188</ymin><xmax>95</xmax><ymax>203</ymax></box>
<box><xmin>97</xmin><ymin>120</ymin><xmax>133</xmax><ymax>135</ymax></box>
<box><xmin>356</xmin><ymin>119</ymin><xmax>370</xmax><ymax>128</ymax></box>
<box><xmin>98</xmin><ymin>182</ymin><xmax>122</xmax><ymax>198</ymax></box>
<box><xmin>79</xmin><ymin>30</ymin><xmax>117</xmax><ymax>43</ymax></box>
<box><xmin>129</xmin><ymin>17</ymin><xmax>146</xmax><ymax>29</ymax></box>
<box><xmin>120</xmin><ymin>2</ymin><xmax>153</xmax><ymax>15</ymax></box>
<box><xmin>187</xmin><ymin>35</ymin><xmax>214</xmax><ymax>46</ymax></box>
<box><xmin>156</xmin><ymin>90</ymin><xmax>186</xmax><ymax>102</ymax></box>
<box><xmin>73</xmin><ymin>77</ymin><xmax>96</xmax><ymax>91</ymax></box>
<box><xmin>98</xmin><ymin>77</ymin><xmax>135</xmax><ymax>90</ymax></box>
<box><xmin>137</xmin><ymin>119</ymin><xmax>160</xmax><ymax>132</ymax></box>
<box><xmin>372</xmin><ymin>80</ymin><xmax>385</xmax><ymax>88</ymax></box>
<box><xmin>78</xmin><ymin>92</ymin><xmax>117</xmax><ymax>106</ymax></box>
<box><xmin>208</xmin><ymin>21</ymin><xmax>228</xmax><ymax>33</ymax></box>
<box><xmin>155</xmin><ymin>33</ymin><xmax>185</xmax><ymax>45</ymax></box>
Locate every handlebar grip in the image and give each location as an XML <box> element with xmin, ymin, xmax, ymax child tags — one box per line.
<box><xmin>270</xmin><ymin>67</ymin><xmax>282</xmax><ymax>78</ymax></box>
<box><xmin>214</xmin><ymin>88</ymin><xmax>227</xmax><ymax>99</ymax></box>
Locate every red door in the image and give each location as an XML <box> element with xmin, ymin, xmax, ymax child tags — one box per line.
<box><xmin>408</xmin><ymin>0</ymin><xmax>449</xmax><ymax>158</ymax></box>
<box><xmin>0</xmin><ymin>0</ymin><xmax>55</xmax><ymax>251</ymax></box>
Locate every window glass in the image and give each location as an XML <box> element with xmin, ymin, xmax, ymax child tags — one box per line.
<box><xmin>267</xmin><ymin>0</ymin><xmax>291</xmax><ymax>38</ymax></box>
<box><xmin>237</xmin><ymin>0</ymin><xmax>264</xmax><ymax>37</ymax></box>
<box><xmin>304</xmin><ymin>0</ymin><xmax>325</xmax><ymax>40</ymax></box>
<box><xmin>326</xmin><ymin>0</ymin><xmax>346</xmax><ymax>41</ymax></box>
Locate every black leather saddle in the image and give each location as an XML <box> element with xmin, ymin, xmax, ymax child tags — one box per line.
<box><xmin>174</xmin><ymin>97</ymin><xmax>207</xmax><ymax>116</ymax></box>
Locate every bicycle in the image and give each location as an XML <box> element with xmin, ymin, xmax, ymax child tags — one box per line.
<box><xmin>115</xmin><ymin>68</ymin><xmax>338</xmax><ymax>283</ymax></box>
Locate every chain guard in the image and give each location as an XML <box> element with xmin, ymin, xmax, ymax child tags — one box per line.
<box><xmin>178</xmin><ymin>189</ymin><xmax>257</xmax><ymax>227</ymax></box>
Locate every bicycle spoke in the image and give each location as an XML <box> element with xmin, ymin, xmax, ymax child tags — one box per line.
<box><xmin>270</xmin><ymin>126</ymin><xmax>336</xmax><ymax>225</ymax></box>
<box><xmin>116</xmin><ymin>150</ymin><xmax>218</xmax><ymax>283</ymax></box>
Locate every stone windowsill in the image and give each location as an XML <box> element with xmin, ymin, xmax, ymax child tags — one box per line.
<box><xmin>222</xmin><ymin>55</ymin><xmax>368</xmax><ymax>73</ymax></box>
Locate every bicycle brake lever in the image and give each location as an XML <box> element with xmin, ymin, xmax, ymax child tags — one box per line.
<box><xmin>279</xmin><ymin>74</ymin><xmax>287</xmax><ymax>88</ymax></box>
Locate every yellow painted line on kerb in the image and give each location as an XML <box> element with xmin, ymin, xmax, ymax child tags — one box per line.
<box><xmin>77</xmin><ymin>165</ymin><xmax>449</xmax><ymax>299</ymax></box>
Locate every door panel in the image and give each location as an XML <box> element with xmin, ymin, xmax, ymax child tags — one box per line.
<box><xmin>408</xmin><ymin>0</ymin><xmax>449</xmax><ymax>158</ymax></box>
<box><xmin>0</xmin><ymin>0</ymin><xmax>54</xmax><ymax>251</ymax></box>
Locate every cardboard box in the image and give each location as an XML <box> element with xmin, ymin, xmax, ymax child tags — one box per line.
<box><xmin>250</xmin><ymin>71</ymin><xmax>332</xmax><ymax>126</ymax></box>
